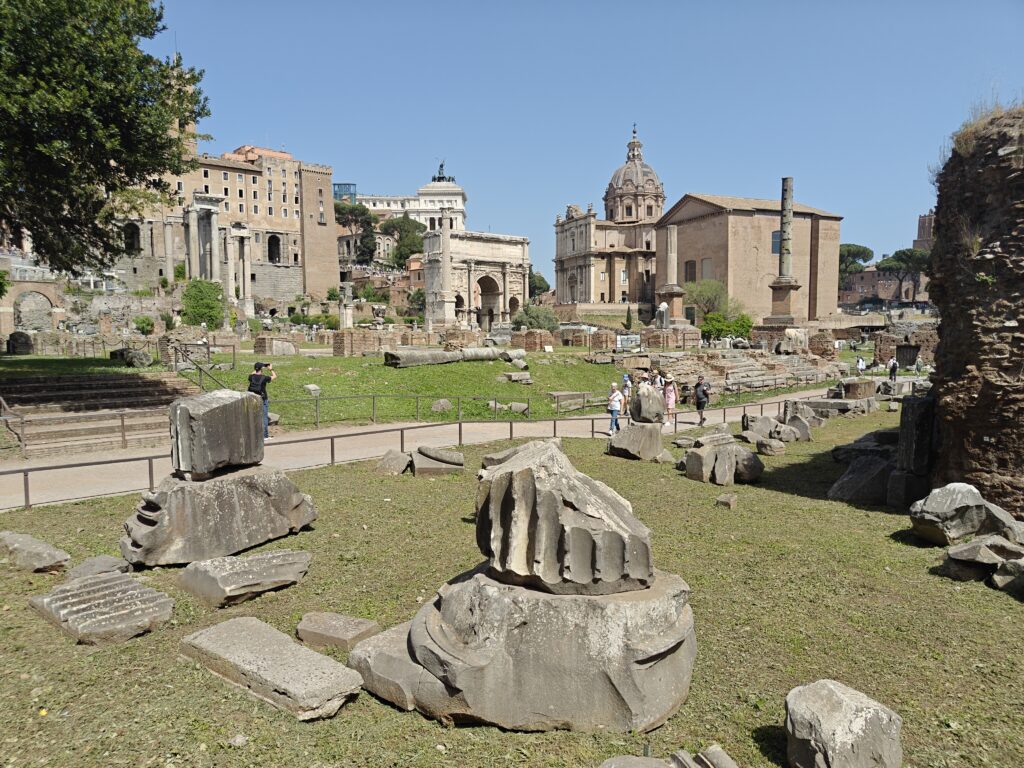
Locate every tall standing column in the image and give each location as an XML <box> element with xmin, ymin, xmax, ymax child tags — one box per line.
<box><xmin>502</xmin><ymin>264</ymin><xmax>510</xmax><ymax>320</ymax></box>
<box><xmin>186</xmin><ymin>208</ymin><xmax>200</xmax><ymax>279</ymax></box>
<box><xmin>522</xmin><ymin>268</ymin><xmax>529</xmax><ymax>309</ymax></box>
<box><xmin>162</xmin><ymin>220</ymin><xmax>174</xmax><ymax>284</ymax></box>
<box><xmin>226</xmin><ymin>235</ymin><xmax>238</xmax><ymax>305</ymax></box>
<box><xmin>665</xmin><ymin>224</ymin><xmax>679</xmax><ymax>284</ymax></box>
<box><xmin>466</xmin><ymin>260</ymin><xmax>474</xmax><ymax>323</ymax></box>
<box><xmin>766</xmin><ymin>176</ymin><xmax>801</xmax><ymax>324</ymax></box>
<box><xmin>607</xmin><ymin>254</ymin><xmax>617</xmax><ymax>304</ymax></box>
<box><xmin>779</xmin><ymin>177</ymin><xmax>794</xmax><ymax>279</ymax></box>
<box><xmin>439</xmin><ymin>208</ymin><xmax>455</xmax><ymax>324</ymax></box>
<box><xmin>209</xmin><ymin>211</ymin><xmax>221</xmax><ymax>283</ymax></box>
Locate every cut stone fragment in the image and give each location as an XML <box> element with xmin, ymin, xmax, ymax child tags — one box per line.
<box><xmin>730</xmin><ymin>445</ymin><xmax>764</xmax><ymax>483</ymax></box>
<box><xmin>30</xmin><ymin>572</ymin><xmax>173</xmax><ymax>644</ymax></box>
<box><xmin>411</xmin><ymin>451</ymin><xmax>463</xmax><ymax>476</ymax></box>
<box><xmin>741</xmin><ymin>414</ymin><xmax>779</xmax><ymax>437</ymax></box>
<box><xmin>376</xmin><ymin>450</ymin><xmax>411</xmax><ymax>475</ymax></box>
<box><xmin>297</xmin><ymin>612</ymin><xmax>381</xmax><ymax>652</ymax></box>
<box><xmin>991</xmin><ymin>558</ymin><xmax>1024</xmax><ymax>596</ymax></box>
<box><xmin>475</xmin><ymin>440</ymin><xmax>653</xmax><ymax>594</ymax></box>
<box><xmin>170</xmin><ymin>390</ymin><xmax>264</xmax><ymax>476</ymax></box>
<box><xmin>0</xmin><ymin>531</ymin><xmax>70</xmax><ymax>572</ymax></box>
<box><xmin>65</xmin><ymin>555</ymin><xmax>130</xmax><ymax>581</ymax></box>
<box><xmin>771</xmin><ymin>424</ymin><xmax>801</xmax><ymax>442</ymax></box>
<box><xmin>785</xmin><ymin>679</ymin><xmax>902</xmax><ymax>768</ymax></box>
<box><xmin>481</xmin><ymin>438</ymin><xmax>562</xmax><ymax>469</ymax></box>
<box><xmin>417</xmin><ymin>446</ymin><xmax>464</xmax><ymax>466</ymax></box>
<box><xmin>607</xmin><ymin>423</ymin><xmax>665</xmax><ymax>461</ymax></box>
<box><xmin>120</xmin><ymin>466</ymin><xmax>317</xmax><ymax>566</ymax></box>
<box><xmin>826</xmin><ymin>456</ymin><xmax>894</xmax><ymax>506</ymax></box>
<box><xmin>909</xmin><ymin>482</ymin><xmax>1024</xmax><ymax>546</ymax></box>
<box><xmin>181</xmin><ymin>616</ymin><xmax>362</xmax><ymax>721</ymax></box>
<box><xmin>756</xmin><ymin>438</ymin><xmax>786</xmax><ymax>456</ymax></box>
<box><xmin>885</xmin><ymin>469</ymin><xmax>930</xmax><ymax>510</ymax></box>
<box><xmin>716</xmin><ymin>493</ymin><xmax>738</xmax><ymax>509</ymax></box>
<box><xmin>786</xmin><ymin>415</ymin><xmax>813</xmax><ymax>441</ymax></box>
<box><xmin>178</xmin><ymin>550</ymin><xmax>311</xmax><ymax>607</ymax></box>
<box><xmin>629</xmin><ymin>382</ymin><xmax>666</xmax><ymax>423</ymax></box>
<box><xmin>430</xmin><ymin>398</ymin><xmax>452</xmax><ymax>412</ymax></box>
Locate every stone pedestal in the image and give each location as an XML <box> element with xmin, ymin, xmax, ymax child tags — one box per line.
<box><xmin>764</xmin><ymin>276</ymin><xmax>802</xmax><ymax>326</ymax></box>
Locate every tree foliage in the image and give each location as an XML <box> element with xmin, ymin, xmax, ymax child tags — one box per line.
<box><xmin>700</xmin><ymin>312</ymin><xmax>753</xmax><ymax>340</ymax></box>
<box><xmin>877</xmin><ymin>248</ymin><xmax>930</xmax><ymax>301</ymax></box>
<box><xmin>325</xmin><ymin>287</ymin><xmax>340</xmax><ymax>302</ymax></box>
<box><xmin>683</xmin><ymin>280</ymin><xmax>728</xmax><ymax>317</ymax></box>
<box><xmin>622</xmin><ymin>305</ymin><xmax>634</xmax><ymax>331</ymax></box>
<box><xmin>180</xmin><ymin>279</ymin><xmax>222</xmax><ymax>328</ymax></box>
<box><xmin>528</xmin><ymin>267</ymin><xmax>550</xmax><ymax>298</ymax></box>
<box><xmin>513</xmin><ymin>304</ymin><xmax>559</xmax><ymax>333</ymax></box>
<box><xmin>0</xmin><ymin>270</ymin><xmax>8</xmax><ymax>300</ymax></box>
<box><xmin>378</xmin><ymin>213</ymin><xmax>425</xmax><ymax>269</ymax></box>
<box><xmin>0</xmin><ymin>0</ymin><xmax>208</xmax><ymax>273</ymax></box>
<box><xmin>839</xmin><ymin>243</ymin><xmax>874</xmax><ymax>286</ymax></box>
<box><xmin>133</xmin><ymin>315</ymin><xmax>154</xmax><ymax>335</ymax></box>
<box><xmin>407</xmin><ymin>288</ymin><xmax>425</xmax><ymax>314</ymax></box>
<box><xmin>335</xmin><ymin>202</ymin><xmax>378</xmax><ymax>265</ymax></box>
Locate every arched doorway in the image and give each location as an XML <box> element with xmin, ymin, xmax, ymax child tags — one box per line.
<box><xmin>267</xmin><ymin>234</ymin><xmax>281</xmax><ymax>264</ymax></box>
<box><xmin>454</xmin><ymin>294</ymin><xmax>465</xmax><ymax>321</ymax></box>
<box><xmin>123</xmin><ymin>223</ymin><xmax>141</xmax><ymax>253</ymax></box>
<box><xmin>14</xmin><ymin>290</ymin><xmax>53</xmax><ymax>331</ymax></box>
<box><xmin>508</xmin><ymin>296</ymin><xmax>520</xmax><ymax>318</ymax></box>
<box><xmin>476</xmin><ymin>275</ymin><xmax>501</xmax><ymax>331</ymax></box>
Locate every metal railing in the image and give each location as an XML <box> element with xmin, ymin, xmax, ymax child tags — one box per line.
<box><xmin>0</xmin><ymin>391</ymin><xmax>825</xmax><ymax>510</ymax></box>
<box><xmin>172</xmin><ymin>342</ymin><xmax>233</xmax><ymax>391</ymax></box>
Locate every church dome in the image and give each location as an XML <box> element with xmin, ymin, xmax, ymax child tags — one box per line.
<box><xmin>608</xmin><ymin>128</ymin><xmax>661</xmax><ymax>191</ymax></box>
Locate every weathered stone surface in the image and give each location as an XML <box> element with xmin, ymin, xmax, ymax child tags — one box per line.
<box><xmin>785</xmin><ymin>679</ymin><xmax>902</xmax><ymax>768</ymax></box>
<box><xmin>411</xmin><ymin>451</ymin><xmax>463</xmax><ymax>476</ymax></box>
<box><xmin>756</xmin><ymin>438</ymin><xmax>786</xmax><ymax>456</ymax></box>
<box><xmin>832</xmin><ymin>432</ymin><xmax>897</xmax><ymax>464</ymax></box>
<box><xmin>351</xmin><ymin>568</ymin><xmax>695</xmax><ymax>733</ymax></box>
<box><xmin>737</xmin><ymin>430</ymin><xmax>761</xmax><ymax>443</ymax></box>
<box><xmin>0</xmin><ymin>532</ymin><xmax>70</xmax><ymax>572</ymax></box>
<box><xmin>170</xmin><ymin>390</ymin><xmax>264</xmax><ymax>476</ymax></box>
<box><xmin>417</xmin><ymin>446</ymin><xmax>464</xmax><ymax>466</ymax></box>
<box><xmin>598</xmin><ymin>758</ymin><xmax>665</xmax><ymax>768</ymax></box>
<box><xmin>504</xmin><ymin>371</ymin><xmax>532</xmax><ymax>383</ymax></box>
<box><xmin>178</xmin><ymin>550</ymin><xmax>311</xmax><ymax>607</ymax></box>
<box><xmin>885</xmin><ymin>469</ymin><xmax>931</xmax><ymax>510</ymax></box>
<box><xmin>65</xmin><ymin>555</ymin><xmax>130</xmax><ymax>581</ymax></box>
<box><xmin>120</xmin><ymin>466</ymin><xmax>317</xmax><ymax>566</ymax></box>
<box><xmin>481</xmin><ymin>438</ymin><xmax>562</xmax><ymax>469</ymax></box>
<box><xmin>125</xmin><ymin>349</ymin><xmax>152</xmax><ymax>368</ymax></box>
<box><xmin>741</xmin><ymin>414</ymin><xmax>779</xmax><ymax>437</ymax></box>
<box><xmin>376</xmin><ymin>449</ymin><xmax>411</xmax><ymax>475</ymax></box>
<box><xmin>827</xmin><ymin>456</ymin><xmax>894</xmax><ymax>506</ymax></box>
<box><xmin>599</xmin><ymin>744</ymin><xmax>739</xmax><ymax>768</ymax></box>
<box><xmin>510</xmin><ymin>358</ymin><xmax>528</xmax><ymax>371</ymax></box>
<box><xmin>693</xmin><ymin>432</ymin><xmax>735</xmax><ymax>449</ymax></box>
<box><xmin>771</xmin><ymin>424</ymin><xmax>801</xmax><ymax>443</ymax></box>
<box><xmin>683</xmin><ymin>443</ymin><xmax>736</xmax><ymax>486</ymax></box>
<box><xmin>30</xmin><ymin>572</ymin><xmax>173</xmax><ymax>644</ymax></box>
<box><xmin>384</xmin><ymin>349</ymin><xmax>462</xmax><ymax>368</ymax></box>
<box><xmin>786</xmin><ymin>415</ymin><xmax>813</xmax><ymax>441</ymax></box>
<box><xmin>297</xmin><ymin>612</ymin><xmax>380</xmax><ymax>651</ymax></box>
<box><xmin>842</xmin><ymin>377</ymin><xmax>877</xmax><ymax>400</ymax></box>
<box><xmin>991</xmin><ymin>558</ymin><xmax>1024</xmax><ymax>596</ymax></box>
<box><xmin>909</xmin><ymin>483</ymin><xmax>1024</xmax><ymax>546</ymax></box>
<box><xmin>896</xmin><ymin>395</ymin><xmax>935</xmax><ymax>475</ymax></box>
<box><xmin>477</xmin><ymin>440</ymin><xmax>653</xmax><ymax>594</ymax></box>
<box><xmin>629</xmin><ymin>382</ymin><xmax>666</xmax><ymax>423</ymax></box>
<box><xmin>731</xmin><ymin>445</ymin><xmax>764</xmax><ymax>483</ymax></box>
<box><xmin>430</xmin><ymin>398</ymin><xmax>452</xmax><ymax>413</ymax></box>
<box><xmin>500</xmin><ymin>349</ymin><xmax>527</xmax><ymax>362</ymax></box>
<box><xmin>607</xmin><ymin>423</ymin><xmax>665</xmax><ymax>462</ymax></box>
<box><xmin>716</xmin><ymin>493</ymin><xmax>738</xmax><ymax>509</ymax></box>
<box><xmin>181</xmin><ymin>617</ymin><xmax>362</xmax><ymax>720</ymax></box>
<box><xmin>672</xmin><ymin>436</ymin><xmax>696</xmax><ymax>449</ymax></box>
<box><xmin>940</xmin><ymin>535</ymin><xmax>1024</xmax><ymax>584</ymax></box>
<box><xmin>654</xmin><ymin>449</ymin><xmax>676</xmax><ymax>464</ymax></box>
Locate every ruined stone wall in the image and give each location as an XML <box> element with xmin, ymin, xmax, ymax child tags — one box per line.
<box><xmin>640</xmin><ymin>327</ymin><xmax>701</xmax><ymax>349</ymax></box>
<box><xmin>872</xmin><ymin>322</ymin><xmax>939</xmax><ymax>365</ymax></box>
<box><xmin>929</xmin><ymin>108</ymin><xmax>1024</xmax><ymax>513</ymax></box>
<box><xmin>808</xmin><ymin>331</ymin><xmax>837</xmax><ymax>359</ymax></box>
<box><xmin>332</xmin><ymin>328</ymin><xmax>401</xmax><ymax>357</ymax></box>
<box><xmin>511</xmin><ymin>329</ymin><xmax>554</xmax><ymax>351</ymax></box>
<box><xmin>591</xmin><ymin>329</ymin><xmax>617</xmax><ymax>349</ymax></box>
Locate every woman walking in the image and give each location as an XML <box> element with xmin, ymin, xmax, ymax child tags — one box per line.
<box><xmin>663</xmin><ymin>374</ymin><xmax>678</xmax><ymax>427</ymax></box>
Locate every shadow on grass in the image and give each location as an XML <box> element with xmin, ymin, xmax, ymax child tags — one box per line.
<box><xmin>759</xmin><ymin>449</ymin><xmax>843</xmax><ymax>502</ymax></box>
<box><xmin>889</xmin><ymin>528</ymin><xmax>934</xmax><ymax>548</ymax></box>
<box><xmin>752</xmin><ymin>724</ymin><xmax>788</xmax><ymax>767</ymax></box>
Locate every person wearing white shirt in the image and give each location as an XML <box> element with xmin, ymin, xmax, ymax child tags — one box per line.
<box><xmin>607</xmin><ymin>383</ymin><xmax>624</xmax><ymax>435</ymax></box>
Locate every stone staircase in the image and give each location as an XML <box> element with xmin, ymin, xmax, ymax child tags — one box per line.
<box><xmin>654</xmin><ymin>350</ymin><xmax>836</xmax><ymax>392</ymax></box>
<box><xmin>0</xmin><ymin>372</ymin><xmax>201</xmax><ymax>458</ymax></box>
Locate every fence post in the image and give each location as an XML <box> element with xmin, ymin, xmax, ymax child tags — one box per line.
<box><xmin>23</xmin><ymin>471</ymin><xmax>30</xmax><ymax>510</ymax></box>
<box><xmin>148</xmin><ymin>458</ymin><xmax>154</xmax><ymax>492</ymax></box>
<box><xmin>508</xmin><ymin>420</ymin><xmax>513</xmax><ymax>440</ymax></box>
<box><xmin>371</xmin><ymin>395</ymin><xmax>377</xmax><ymax>423</ymax></box>
<box><xmin>315</xmin><ymin>397</ymin><xmax>320</xmax><ymax>429</ymax></box>
<box><xmin>457</xmin><ymin>398</ymin><xmax>462</xmax><ymax>422</ymax></box>
<box><xmin>415</xmin><ymin>397</ymin><xmax>420</xmax><ymax>421</ymax></box>
<box><xmin>330</xmin><ymin>437</ymin><xmax>336</xmax><ymax>465</ymax></box>
<box><xmin>590</xmin><ymin>418</ymin><xmax>594</xmax><ymax>438</ymax></box>
<box><xmin>760</xmin><ymin>403</ymin><xmax>764</xmax><ymax>416</ymax></box>
<box><xmin>400</xmin><ymin>429</ymin><xmax>405</xmax><ymax>453</ymax></box>
<box><xmin>120</xmin><ymin>413</ymin><xmax>127</xmax><ymax>448</ymax></box>
<box><xmin>458</xmin><ymin>421</ymin><xmax>463</xmax><ymax>446</ymax></box>
<box><xmin>553</xmin><ymin>419</ymin><xmax>558</xmax><ymax>437</ymax></box>
<box><xmin>493</xmin><ymin>398</ymin><xmax>498</xmax><ymax>420</ymax></box>
<box><xmin>722</xmin><ymin>406</ymin><xmax>727</xmax><ymax>424</ymax></box>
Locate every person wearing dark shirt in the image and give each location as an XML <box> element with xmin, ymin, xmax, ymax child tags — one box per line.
<box><xmin>694</xmin><ymin>375</ymin><xmax>712</xmax><ymax>426</ymax></box>
<box><xmin>247</xmin><ymin>362</ymin><xmax>276</xmax><ymax>440</ymax></box>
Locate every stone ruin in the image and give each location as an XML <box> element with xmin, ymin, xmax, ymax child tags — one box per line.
<box><xmin>120</xmin><ymin>389</ymin><xmax>316</xmax><ymax>565</ymax></box>
<box><xmin>383</xmin><ymin>346</ymin><xmax>525</xmax><ymax>368</ymax></box>
<box><xmin>922</xmin><ymin>106</ymin><xmax>1024</xmax><ymax>514</ymax></box>
<box><xmin>606</xmin><ymin>382</ymin><xmax>673</xmax><ymax>462</ymax></box>
<box><xmin>348</xmin><ymin>439</ymin><xmax>697</xmax><ymax>732</ymax></box>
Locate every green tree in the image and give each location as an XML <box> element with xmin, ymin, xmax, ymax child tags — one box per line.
<box><xmin>683</xmin><ymin>280</ymin><xmax>727</xmax><ymax>318</ymax></box>
<box><xmin>0</xmin><ymin>270</ymin><xmax>8</xmax><ymax>299</ymax></box>
<box><xmin>0</xmin><ymin>0</ymin><xmax>208</xmax><ymax>273</ymax></box>
<box><xmin>700</xmin><ymin>312</ymin><xmax>752</xmax><ymax>340</ymax></box>
<box><xmin>622</xmin><ymin>305</ymin><xmax>634</xmax><ymax>331</ymax></box>
<box><xmin>514</xmin><ymin>304</ymin><xmax>559</xmax><ymax>333</ymax></box>
<box><xmin>325</xmin><ymin>287</ymin><xmax>340</xmax><ymax>302</ymax></box>
<box><xmin>173</xmin><ymin>263</ymin><xmax>186</xmax><ymax>282</ymax></box>
<box><xmin>335</xmin><ymin>201</ymin><xmax>377</xmax><ymax>265</ymax></box>
<box><xmin>379</xmin><ymin>213</ymin><xmax>426</xmax><ymax>269</ymax></box>
<box><xmin>877</xmin><ymin>248</ymin><xmax>930</xmax><ymax>302</ymax></box>
<box><xmin>407</xmin><ymin>288</ymin><xmax>425</xmax><ymax>314</ymax></box>
<box><xmin>133</xmin><ymin>315</ymin><xmax>154</xmax><ymax>335</ymax></box>
<box><xmin>839</xmin><ymin>243</ymin><xmax>874</xmax><ymax>286</ymax></box>
<box><xmin>528</xmin><ymin>267</ymin><xmax>550</xmax><ymax>298</ymax></box>
<box><xmin>180</xmin><ymin>279</ymin><xmax>223</xmax><ymax>327</ymax></box>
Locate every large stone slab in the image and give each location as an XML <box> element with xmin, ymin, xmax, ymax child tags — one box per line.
<box><xmin>683</xmin><ymin>443</ymin><xmax>738</xmax><ymax>486</ymax></box>
<box><xmin>785</xmin><ymin>679</ymin><xmax>902</xmax><ymax>768</ymax></box>
<box><xmin>297</xmin><ymin>612</ymin><xmax>381</xmax><ymax>651</ymax></box>
<box><xmin>629</xmin><ymin>382</ymin><xmax>666</xmax><ymax>423</ymax></box>
<box><xmin>939</xmin><ymin>534</ymin><xmax>1024</xmax><ymax>582</ymax></box>
<box><xmin>170</xmin><ymin>390</ymin><xmax>264</xmax><ymax>477</ymax></box>
<box><xmin>181</xmin><ymin>617</ymin><xmax>362</xmax><ymax>720</ymax></box>
<box><xmin>376</xmin><ymin>449</ymin><xmax>411</xmax><ymax>475</ymax></box>
<box><xmin>896</xmin><ymin>395</ymin><xmax>934</xmax><ymax>475</ymax></box>
<box><xmin>481</xmin><ymin>438</ymin><xmax>562</xmax><ymax>469</ymax></box>
<box><xmin>600</xmin><ymin>744</ymin><xmax>740</xmax><ymax>768</ymax></box>
<box><xmin>411</xmin><ymin>451</ymin><xmax>463</xmax><ymax>477</ymax></box>
<box><xmin>756</xmin><ymin>438</ymin><xmax>786</xmax><ymax>456</ymax></box>
<box><xmin>351</xmin><ymin>569</ymin><xmax>695</xmax><ymax>733</ymax></box>
<box><xmin>842</xmin><ymin>377</ymin><xmax>877</xmax><ymax>400</ymax></box>
<box><xmin>741</xmin><ymin>414</ymin><xmax>779</xmax><ymax>438</ymax></box>
<box><xmin>0</xmin><ymin>531</ymin><xmax>70</xmax><ymax>572</ymax></box>
<box><xmin>991</xmin><ymin>558</ymin><xmax>1024</xmax><ymax>597</ymax></box>
<box><xmin>607</xmin><ymin>423</ymin><xmax>665</xmax><ymax>462</ymax></box>
<box><xmin>384</xmin><ymin>349</ymin><xmax>463</xmax><ymax>368</ymax></box>
<box><xmin>120</xmin><ymin>465</ymin><xmax>317</xmax><ymax>566</ymax></box>
<box><xmin>30</xmin><ymin>572</ymin><xmax>174</xmax><ymax>644</ymax></box>
<box><xmin>909</xmin><ymin>482</ymin><xmax>1024</xmax><ymax>546</ymax></box>
<box><xmin>826</xmin><ymin>456</ymin><xmax>894</xmax><ymax>506</ymax></box>
<box><xmin>785</xmin><ymin>415</ymin><xmax>813</xmax><ymax>442</ymax></box>
<box><xmin>476</xmin><ymin>440</ymin><xmax>653</xmax><ymax>594</ymax></box>
<box><xmin>178</xmin><ymin>550</ymin><xmax>311</xmax><ymax>607</ymax></box>
<box><xmin>731</xmin><ymin>445</ymin><xmax>764</xmax><ymax>483</ymax></box>
<box><xmin>417</xmin><ymin>446</ymin><xmax>464</xmax><ymax>466</ymax></box>
<box><xmin>65</xmin><ymin>555</ymin><xmax>130</xmax><ymax>581</ymax></box>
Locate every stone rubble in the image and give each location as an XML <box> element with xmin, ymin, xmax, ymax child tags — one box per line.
<box><xmin>411</xmin><ymin>448</ymin><xmax>464</xmax><ymax>476</ymax></box>
<box><xmin>297</xmin><ymin>612</ymin><xmax>381</xmax><ymax>652</ymax></box>
<box><xmin>630</xmin><ymin>382</ymin><xmax>666</xmax><ymax>423</ymax></box>
<box><xmin>600</xmin><ymin>743</ymin><xmax>740</xmax><ymax>768</ymax></box>
<box><xmin>826</xmin><ymin>456</ymin><xmax>895</xmax><ymax>506</ymax></box>
<box><xmin>178</xmin><ymin>550</ymin><xmax>311</xmax><ymax>607</ymax></box>
<box><xmin>65</xmin><ymin>555</ymin><xmax>130</xmax><ymax>581</ymax></box>
<box><xmin>30</xmin><ymin>571</ymin><xmax>174</xmax><ymax>644</ymax></box>
<box><xmin>181</xmin><ymin>616</ymin><xmax>363</xmax><ymax>720</ymax></box>
<box><xmin>170</xmin><ymin>390</ymin><xmax>264</xmax><ymax>478</ymax></box>
<box><xmin>0</xmin><ymin>531</ymin><xmax>70</xmax><ymax>572</ymax></box>
<box><xmin>909</xmin><ymin>483</ymin><xmax>1023</xmax><ymax>546</ymax></box>
<box><xmin>376</xmin><ymin>449</ymin><xmax>411</xmax><ymax>475</ymax></box>
<box><xmin>681</xmin><ymin>435</ymin><xmax>762</xmax><ymax>486</ymax></box>
<box><xmin>607</xmin><ymin>422</ymin><xmax>665</xmax><ymax>462</ymax></box>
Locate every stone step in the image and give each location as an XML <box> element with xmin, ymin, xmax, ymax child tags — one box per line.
<box><xmin>17</xmin><ymin>415</ymin><xmax>168</xmax><ymax>442</ymax></box>
<box><xmin>21</xmin><ymin>430</ymin><xmax>169</xmax><ymax>458</ymax></box>
<box><xmin>8</xmin><ymin>394</ymin><xmax>188</xmax><ymax>414</ymax></box>
<box><xmin>0</xmin><ymin>372</ymin><xmax>182</xmax><ymax>392</ymax></box>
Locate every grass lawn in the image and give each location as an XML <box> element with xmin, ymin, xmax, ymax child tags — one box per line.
<box><xmin>0</xmin><ymin>411</ymin><xmax>1020</xmax><ymax>767</ymax></box>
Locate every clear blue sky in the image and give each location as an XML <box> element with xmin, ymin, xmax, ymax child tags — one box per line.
<box><xmin>146</xmin><ymin>0</ymin><xmax>1024</xmax><ymax>281</ymax></box>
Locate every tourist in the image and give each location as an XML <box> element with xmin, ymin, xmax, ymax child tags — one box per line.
<box><xmin>887</xmin><ymin>356</ymin><xmax>898</xmax><ymax>382</ymax></box>
<box><xmin>694</xmin><ymin>375</ymin><xmax>712</xmax><ymax>426</ymax></box>
<box><xmin>247</xmin><ymin>362</ymin><xmax>276</xmax><ymax>440</ymax></box>
<box><xmin>651</xmin><ymin>368</ymin><xmax>665</xmax><ymax>395</ymax></box>
<box><xmin>607</xmin><ymin>382</ymin><xmax>623</xmax><ymax>435</ymax></box>
<box><xmin>856</xmin><ymin>356</ymin><xmax>866</xmax><ymax>374</ymax></box>
<box><xmin>663</xmin><ymin>375</ymin><xmax>678</xmax><ymax>426</ymax></box>
<box><xmin>622</xmin><ymin>373</ymin><xmax>633</xmax><ymax>410</ymax></box>
<box><xmin>915</xmin><ymin>356</ymin><xmax>924</xmax><ymax>375</ymax></box>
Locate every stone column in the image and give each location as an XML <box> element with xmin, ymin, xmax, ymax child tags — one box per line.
<box><xmin>241</xmin><ymin>235</ymin><xmax>255</xmax><ymax>317</ymax></box>
<box><xmin>586</xmin><ymin>262</ymin><xmax>594</xmax><ymax>303</ymax></box>
<box><xmin>607</xmin><ymin>254</ymin><xmax>617</xmax><ymax>304</ymax></box>
<box><xmin>522</xmin><ymin>268</ymin><xmax>529</xmax><ymax>309</ymax></box>
<box><xmin>163</xmin><ymin>220</ymin><xmax>174</xmax><ymax>284</ymax></box>
<box><xmin>438</xmin><ymin>208</ymin><xmax>455</xmax><ymax>324</ymax></box>
<box><xmin>466</xmin><ymin>260</ymin><xmax>475</xmax><ymax>324</ymax></box>
<box><xmin>779</xmin><ymin>176</ymin><xmax>794</xmax><ymax>278</ymax></box>
<box><xmin>186</xmin><ymin>208</ymin><xmax>200</xmax><ymax>279</ymax></box>
<box><xmin>502</xmin><ymin>264</ymin><xmax>510</xmax><ymax>320</ymax></box>
<box><xmin>209</xmin><ymin>211</ymin><xmax>221</xmax><ymax>283</ymax></box>
<box><xmin>665</xmin><ymin>225</ymin><xmax>679</xmax><ymax>284</ymax></box>
<box><xmin>226</xmin><ymin>235</ymin><xmax>238</xmax><ymax>305</ymax></box>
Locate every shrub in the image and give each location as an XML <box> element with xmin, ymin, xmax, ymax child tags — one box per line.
<box><xmin>326</xmin><ymin>287</ymin><xmax>341</xmax><ymax>302</ymax></box>
<box><xmin>133</xmin><ymin>315</ymin><xmax>154</xmax><ymax>335</ymax></box>
<box><xmin>180</xmin><ymin>279</ymin><xmax>223</xmax><ymax>328</ymax></box>
<box><xmin>700</xmin><ymin>312</ymin><xmax>753</xmax><ymax>340</ymax></box>
<box><xmin>173</xmin><ymin>263</ymin><xmax>186</xmax><ymax>282</ymax></box>
<box><xmin>289</xmin><ymin>312</ymin><xmax>305</xmax><ymax>325</ymax></box>
<box><xmin>248</xmin><ymin>318</ymin><xmax>263</xmax><ymax>335</ymax></box>
<box><xmin>159</xmin><ymin>276</ymin><xmax>168</xmax><ymax>290</ymax></box>
<box><xmin>513</xmin><ymin>304</ymin><xmax>560</xmax><ymax>333</ymax></box>
<box><xmin>160</xmin><ymin>311</ymin><xmax>175</xmax><ymax>330</ymax></box>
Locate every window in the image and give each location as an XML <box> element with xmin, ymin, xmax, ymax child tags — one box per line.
<box><xmin>255</xmin><ymin>233</ymin><xmax>261</xmax><ymax>243</ymax></box>
<box><xmin>237</xmin><ymin>173</ymin><xmax>243</xmax><ymax>182</ymax></box>
<box><xmin>771</xmin><ymin>230</ymin><xmax>781</xmax><ymax>255</ymax></box>
<box><xmin>158</xmin><ymin>269</ymin><xmax>163</xmax><ymax>277</ymax></box>
<box><xmin>294</xmin><ymin>210</ymin><xmax>299</xmax><ymax>218</ymax></box>
<box><xmin>222</xmin><ymin>171</ymin><xmax>228</xmax><ymax>181</ymax></box>
<box><xmin>318</xmin><ymin>201</ymin><xmax>324</xmax><ymax>212</ymax></box>
<box><xmin>202</xmin><ymin>169</ymin><xmax>209</xmax><ymax>178</ymax></box>
<box><xmin>238</xmin><ymin>189</ymin><xmax>243</xmax><ymax>198</ymax></box>
<box><xmin>282</xmin><ymin>208</ymin><xmax>288</xmax><ymax>218</ymax></box>
<box><xmin>599</xmin><ymin>271</ymin><xmax>606</xmax><ymax>281</ymax></box>
<box><xmin>132</xmin><ymin>267</ymin><xmax>137</xmax><ymax>274</ymax></box>
<box><xmin>318</xmin><ymin>188</ymin><xmax>323</xmax><ymax>198</ymax></box>
<box><xmin>701</xmin><ymin>258</ymin><xmax>713</xmax><ymax>280</ymax></box>
<box><xmin>645</xmin><ymin>239</ymin><xmax>651</xmax><ymax>250</ymax></box>
<box><xmin>223</xmin><ymin>187</ymin><xmax>229</xmax><ymax>196</ymax></box>
<box><xmin>267</xmin><ymin>192</ymin><xmax>273</xmax><ymax>201</ymax></box>
<box><xmin>282</xmin><ymin>193</ymin><xmax>287</xmax><ymax>203</ymax></box>
<box><xmin>319</xmin><ymin>213</ymin><xmax>326</xmax><ymax>224</ymax></box>
<box><xmin>224</xmin><ymin>202</ymin><xmax>229</xmax><ymax>211</ymax></box>
<box><xmin>684</xmin><ymin>260</ymin><xmax>697</xmax><ymax>282</ymax></box>
<box><xmin>203</xmin><ymin>184</ymin><xmax>209</xmax><ymax>193</ymax></box>
<box><xmin>646</xmin><ymin>205</ymin><xmax>653</xmax><ymax>217</ymax></box>
<box><xmin>251</xmin><ymin>175</ymin><xmax>257</xmax><ymax>184</ymax></box>
<box><xmin>176</xmin><ymin>181</ymin><xmax>183</xmax><ymax>192</ymax></box>
<box><xmin>253</xmin><ymin>190</ymin><xmax>258</xmax><ymax>199</ymax></box>
<box><xmin>625</xmin><ymin>205</ymin><xmax>633</xmax><ymax>217</ymax></box>
<box><xmin>294</xmin><ymin>196</ymin><xmax>299</xmax><ymax>205</ymax></box>
<box><xmin>238</xmin><ymin>203</ymin><xmax>244</xmax><ymax>213</ymax></box>
<box><xmin>620</xmin><ymin>269</ymin><xmax>627</xmax><ymax>283</ymax></box>
<box><xmin>267</xmin><ymin>168</ymin><xmax>273</xmax><ymax>176</ymax></box>
<box><xmin>253</xmin><ymin>205</ymin><xmax>259</xmax><ymax>214</ymax></box>
<box><xmin>293</xmin><ymin>254</ymin><xmax>299</xmax><ymax>264</ymax></box>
